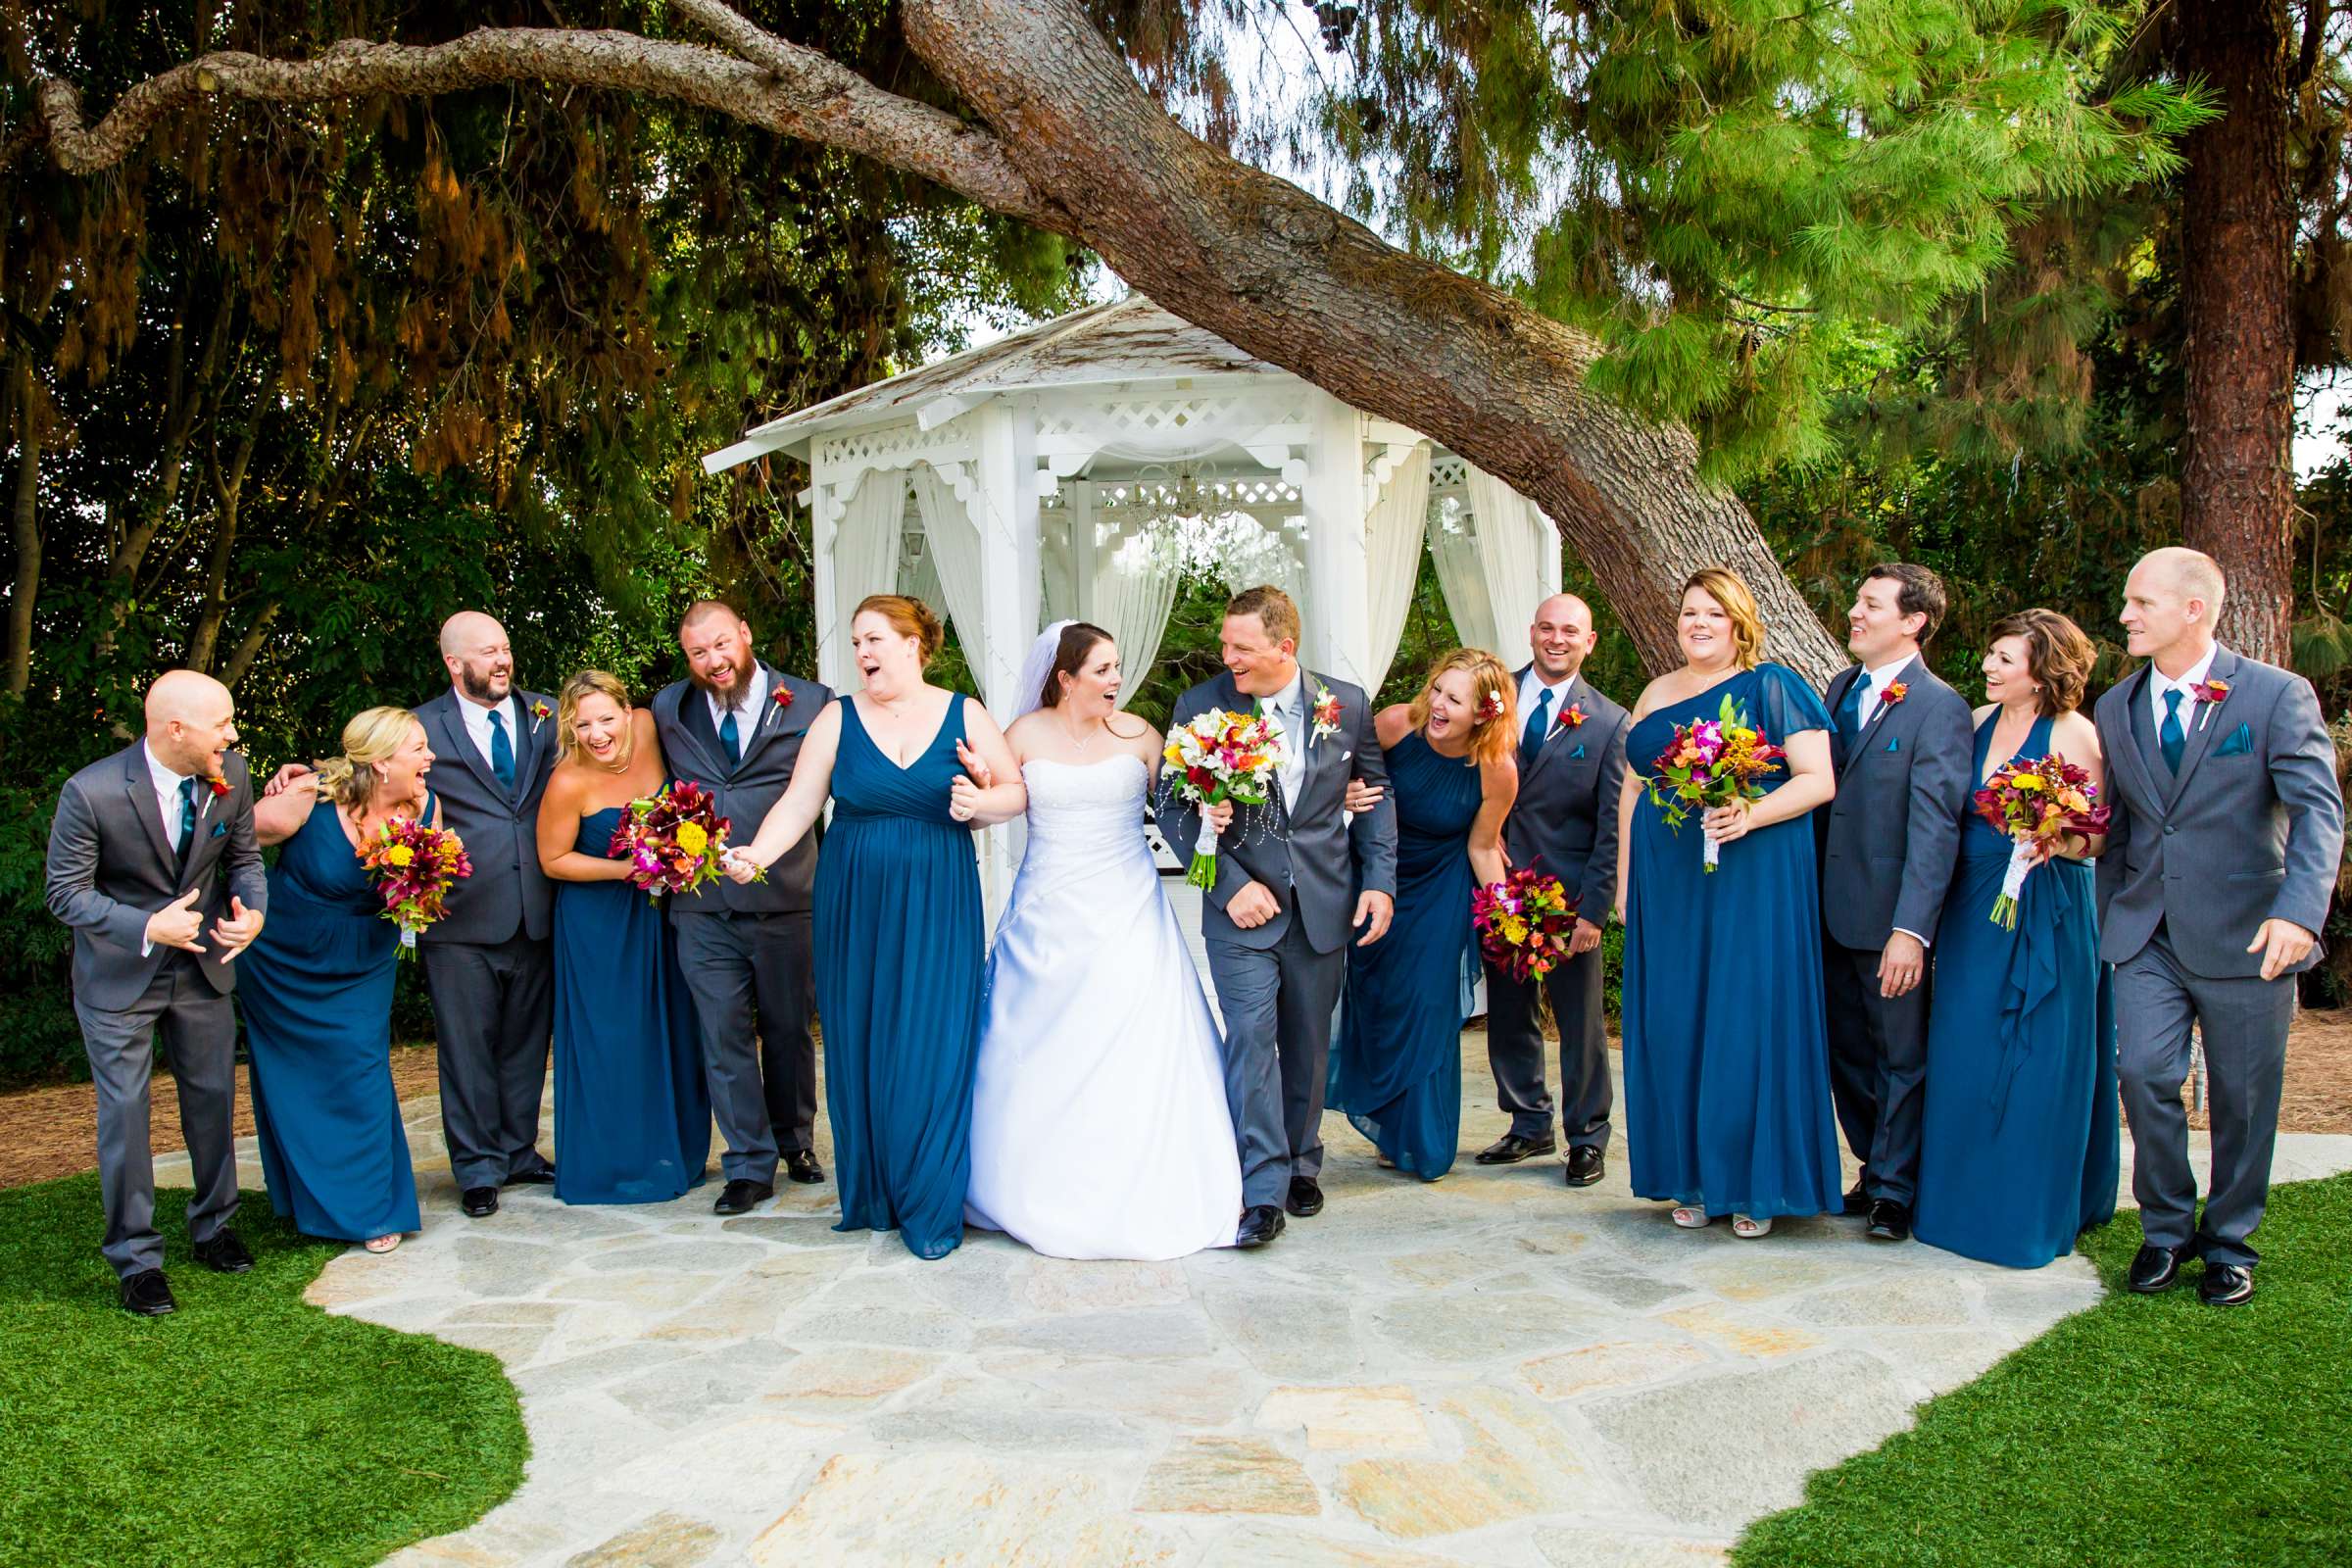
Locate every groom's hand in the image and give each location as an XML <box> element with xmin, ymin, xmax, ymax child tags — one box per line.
<box><xmin>1353</xmin><ymin>890</ymin><xmax>1395</xmax><ymax>947</ymax></box>
<box><xmin>263</xmin><ymin>762</ymin><xmax>314</xmax><ymax>799</ymax></box>
<box><xmin>1228</xmin><ymin>880</ymin><xmax>1279</xmax><ymax>930</ymax></box>
<box><xmin>145</xmin><ymin>888</ymin><xmax>208</xmax><ymax>954</ymax></box>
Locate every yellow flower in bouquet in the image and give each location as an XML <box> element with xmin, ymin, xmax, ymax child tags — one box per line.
<box><xmin>675</xmin><ymin>820</ymin><xmax>710</xmax><ymax>858</ymax></box>
<box><xmin>385</xmin><ymin>844</ymin><xmax>415</xmax><ymax>868</ymax></box>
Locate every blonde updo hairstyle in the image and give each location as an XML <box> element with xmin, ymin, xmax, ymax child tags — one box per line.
<box><xmin>1408</xmin><ymin>648</ymin><xmax>1519</xmax><ymax>767</ymax></box>
<box><xmin>556</xmin><ymin>669</ymin><xmax>637</xmax><ymax>769</ymax></box>
<box><xmin>1682</xmin><ymin>566</ymin><xmax>1766</xmax><ymax>670</ymax></box>
<box><xmin>854</xmin><ymin>593</ymin><xmax>946</xmax><ymax>664</ymax></box>
<box><xmin>314</xmin><ymin>706</ymin><xmax>424</xmax><ymax>808</ymax></box>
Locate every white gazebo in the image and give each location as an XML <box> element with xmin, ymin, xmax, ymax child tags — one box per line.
<box><xmin>701</xmin><ymin>294</ymin><xmax>1563</xmax><ymax>912</ymax></box>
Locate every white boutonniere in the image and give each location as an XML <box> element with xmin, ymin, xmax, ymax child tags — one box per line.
<box><xmin>1311</xmin><ymin>683</ymin><xmax>1343</xmax><ymax>745</ymax></box>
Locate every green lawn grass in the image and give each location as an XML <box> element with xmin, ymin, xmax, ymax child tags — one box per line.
<box><xmin>0</xmin><ymin>1175</ymin><xmax>526</xmax><ymax>1568</ymax></box>
<box><xmin>1736</xmin><ymin>1173</ymin><xmax>2352</xmax><ymax>1567</ymax></box>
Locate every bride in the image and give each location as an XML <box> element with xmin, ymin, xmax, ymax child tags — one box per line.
<box><xmin>959</xmin><ymin>621</ymin><xmax>1241</xmax><ymax>1259</ymax></box>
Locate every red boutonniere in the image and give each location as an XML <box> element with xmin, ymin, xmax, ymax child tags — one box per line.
<box><xmin>1556</xmin><ymin>705</ymin><xmax>1587</xmax><ymax>732</ymax></box>
<box><xmin>205</xmin><ymin>774</ymin><xmax>230</xmax><ymax>799</ymax></box>
<box><xmin>1880</xmin><ymin>681</ymin><xmax>1908</xmax><ymax>710</ymax></box>
<box><xmin>530</xmin><ymin>700</ymin><xmax>553</xmax><ymax>723</ymax></box>
<box><xmin>773</xmin><ymin>685</ymin><xmax>794</xmax><ymax>712</ymax></box>
<box><xmin>2191</xmin><ymin>678</ymin><xmax>2230</xmax><ymax>730</ymax></box>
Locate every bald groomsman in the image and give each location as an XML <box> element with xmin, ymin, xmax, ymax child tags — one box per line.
<box><xmin>1475</xmin><ymin>594</ymin><xmax>1631</xmax><ymax>1188</ymax></box>
<box><xmin>2096</xmin><ymin>548</ymin><xmax>2342</xmax><ymax>1307</ymax></box>
<box><xmin>46</xmin><ymin>671</ymin><xmax>269</xmax><ymax>1314</ymax></box>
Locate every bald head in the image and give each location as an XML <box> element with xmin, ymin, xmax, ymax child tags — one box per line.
<box><xmin>2138</xmin><ymin>547</ymin><xmax>2227</xmax><ymax>612</ymax></box>
<box><xmin>145</xmin><ymin>669</ymin><xmax>238</xmax><ymax>777</ymax></box>
<box><xmin>2121</xmin><ymin>547</ymin><xmax>2227</xmax><ymax>674</ymax></box>
<box><xmin>1529</xmin><ymin>594</ymin><xmax>1598</xmax><ymax>682</ymax></box>
<box><xmin>440</xmin><ymin>611</ymin><xmax>515</xmax><ymax>706</ymax></box>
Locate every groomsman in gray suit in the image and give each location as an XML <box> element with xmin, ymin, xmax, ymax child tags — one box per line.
<box><xmin>1473</xmin><ymin>594</ymin><xmax>1630</xmax><ymax>1188</ymax></box>
<box><xmin>652</xmin><ymin>601</ymin><xmax>832</xmax><ymax>1215</ymax></box>
<box><xmin>1162</xmin><ymin>586</ymin><xmax>1397</xmax><ymax>1248</ymax></box>
<box><xmin>45</xmin><ymin>670</ymin><xmax>269</xmax><ymax>1314</ymax></box>
<box><xmin>1818</xmin><ymin>564</ymin><xmax>1973</xmax><ymax>1243</ymax></box>
<box><xmin>2094</xmin><ymin>547</ymin><xmax>2342</xmax><ymax>1307</ymax></box>
<box><xmin>412</xmin><ymin>612</ymin><xmax>560</xmax><ymax>1218</ymax></box>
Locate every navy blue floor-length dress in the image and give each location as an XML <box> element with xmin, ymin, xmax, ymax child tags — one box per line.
<box><xmin>1621</xmin><ymin>662</ymin><xmax>1842</xmax><ymax>1220</ymax></box>
<box><xmin>551</xmin><ymin>807</ymin><xmax>711</xmax><ymax>1205</ymax></box>
<box><xmin>1914</xmin><ymin>712</ymin><xmax>2120</xmax><ymax>1266</ymax></box>
<box><xmin>816</xmin><ymin>698</ymin><xmax>986</xmax><ymax>1260</ymax></box>
<box><xmin>1329</xmin><ymin>729</ymin><xmax>1484</xmax><ymax>1179</ymax></box>
<box><xmin>241</xmin><ymin>799</ymin><xmax>421</xmax><ymax>1242</ymax></box>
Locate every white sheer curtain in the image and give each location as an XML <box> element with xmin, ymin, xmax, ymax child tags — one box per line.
<box><xmin>1464</xmin><ymin>465</ymin><xmax>1558</xmax><ymax>657</ymax></box>
<box><xmin>911</xmin><ymin>461</ymin><xmax>987</xmax><ymax>681</ymax></box>
<box><xmin>1363</xmin><ymin>443</ymin><xmax>1433</xmax><ymax>687</ymax></box>
<box><xmin>1430</xmin><ymin>493</ymin><xmax>1500</xmax><ymax>653</ymax></box>
<box><xmin>1082</xmin><ymin>501</ymin><xmax>1182</xmax><ymax>705</ymax></box>
<box><xmin>834</xmin><ymin>468</ymin><xmax>908</xmax><ymax>686</ymax></box>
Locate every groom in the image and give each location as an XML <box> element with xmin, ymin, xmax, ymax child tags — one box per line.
<box><xmin>1162</xmin><ymin>586</ymin><xmax>1397</xmax><ymax>1247</ymax></box>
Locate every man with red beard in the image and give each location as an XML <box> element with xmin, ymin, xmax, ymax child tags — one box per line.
<box><xmin>651</xmin><ymin>601</ymin><xmax>832</xmax><ymax>1213</ymax></box>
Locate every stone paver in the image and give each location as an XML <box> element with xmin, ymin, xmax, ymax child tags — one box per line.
<box><xmin>149</xmin><ymin>1034</ymin><xmax>2352</xmax><ymax>1567</ymax></box>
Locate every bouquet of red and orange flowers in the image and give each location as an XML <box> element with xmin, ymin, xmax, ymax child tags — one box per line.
<box><xmin>1163</xmin><ymin>708</ymin><xmax>1287</xmax><ymax>890</ymax></box>
<box><xmin>611</xmin><ymin>780</ymin><xmax>756</xmax><ymax>904</ymax></box>
<box><xmin>360</xmin><ymin>816</ymin><xmax>473</xmax><ymax>955</ymax></box>
<box><xmin>1644</xmin><ymin>693</ymin><xmax>1788</xmax><ymax>871</ymax></box>
<box><xmin>1472</xmin><ymin>868</ymin><xmax>1579</xmax><ymax>982</ymax></box>
<box><xmin>1973</xmin><ymin>753</ymin><xmax>2109</xmax><ymax>927</ymax></box>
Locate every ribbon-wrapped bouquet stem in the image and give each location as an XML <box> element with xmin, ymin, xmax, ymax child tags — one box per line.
<box><xmin>1163</xmin><ymin>708</ymin><xmax>1286</xmax><ymax>891</ymax></box>
<box><xmin>1973</xmin><ymin>753</ymin><xmax>2109</xmax><ymax>927</ymax></box>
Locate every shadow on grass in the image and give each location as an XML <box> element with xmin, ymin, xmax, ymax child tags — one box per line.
<box><xmin>0</xmin><ymin>1174</ymin><xmax>525</xmax><ymax>1568</ymax></box>
<box><xmin>1735</xmin><ymin>1173</ymin><xmax>2352</xmax><ymax>1566</ymax></box>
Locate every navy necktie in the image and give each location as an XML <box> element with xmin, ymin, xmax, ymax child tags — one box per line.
<box><xmin>1521</xmin><ymin>686</ymin><xmax>1553</xmax><ymax>769</ymax></box>
<box><xmin>177</xmin><ymin>775</ymin><xmax>202</xmax><ymax>862</ymax></box>
<box><xmin>2160</xmin><ymin>688</ymin><xmax>2185</xmax><ymax>775</ymax></box>
<box><xmin>487</xmin><ymin>708</ymin><xmax>516</xmax><ymax>791</ymax></box>
<box><xmin>719</xmin><ymin>703</ymin><xmax>742</xmax><ymax>766</ymax></box>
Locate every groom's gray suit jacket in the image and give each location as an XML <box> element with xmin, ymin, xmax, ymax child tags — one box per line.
<box><xmin>1160</xmin><ymin>670</ymin><xmax>1398</xmax><ymax>950</ymax></box>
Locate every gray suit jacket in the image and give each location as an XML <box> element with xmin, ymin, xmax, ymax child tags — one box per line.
<box><xmin>1818</xmin><ymin>655</ymin><xmax>1974</xmax><ymax>949</ymax></box>
<box><xmin>2093</xmin><ymin>646</ymin><xmax>2343</xmax><ymax>978</ymax></box>
<box><xmin>1161</xmin><ymin>670</ymin><xmax>1398</xmax><ymax>955</ymax></box>
<box><xmin>1501</xmin><ymin>668</ymin><xmax>1629</xmax><ymax>919</ymax></box>
<box><xmin>414</xmin><ymin>688</ymin><xmax>558</xmax><ymax>947</ymax></box>
<box><xmin>46</xmin><ymin>744</ymin><xmax>269</xmax><ymax>1009</ymax></box>
<box><xmin>651</xmin><ymin>666</ymin><xmax>833</xmax><ymax>915</ymax></box>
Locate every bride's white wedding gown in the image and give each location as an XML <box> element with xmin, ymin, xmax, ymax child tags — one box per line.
<box><xmin>964</xmin><ymin>755</ymin><xmax>1241</xmax><ymax>1259</ymax></box>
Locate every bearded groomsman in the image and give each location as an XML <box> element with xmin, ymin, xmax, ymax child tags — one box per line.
<box><xmin>1818</xmin><ymin>564</ymin><xmax>1973</xmax><ymax>1243</ymax></box>
<box><xmin>46</xmin><ymin>670</ymin><xmax>268</xmax><ymax>1313</ymax></box>
<box><xmin>1473</xmin><ymin>594</ymin><xmax>1630</xmax><ymax>1187</ymax></box>
<box><xmin>652</xmin><ymin>601</ymin><xmax>832</xmax><ymax>1215</ymax></box>
<box><xmin>2095</xmin><ymin>547</ymin><xmax>2342</xmax><ymax>1307</ymax></box>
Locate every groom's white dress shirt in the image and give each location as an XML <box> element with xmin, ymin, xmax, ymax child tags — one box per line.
<box><xmin>2148</xmin><ymin>645</ymin><xmax>2219</xmax><ymax>735</ymax></box>
<box><xmin>455</xmin><ymin>688</ymin><xmax>517</xmax><ymax>774</ymax></box>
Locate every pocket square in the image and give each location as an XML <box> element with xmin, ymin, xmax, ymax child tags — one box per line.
<box><xmin>1570</xmin><ymin>744</ymin><xmax>1587</xmax><ymax>760</ymax></box>
<box><xmin>1884</xmin><ymin>736</ymin><xmax>1900</xmax><ymax>754</ymax></box>
<box><xmin>2215</xmin><ymin>722</ymin><xmax>2255</xmax><ymax>758</ymax></box>
<box><xmin>210</xmin><ymin>821</ymin><xmax>227</xmax><ymax>839</ymax></box>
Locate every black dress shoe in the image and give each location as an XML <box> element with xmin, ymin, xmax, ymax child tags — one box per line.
<box><xmin>1563</xmin><ymin>1145</ymin><xmax>1605</xmax><ymax>1188</ymax></box>
<box><xmin>1475</xmin><ymin>1131</ymin><xmax>1558</xmax><ymax>1166</ymax></box>
<box><xmin>2128</xmin><ymin>1242</ymin><xmax>2184</xmax><ymax>1294</ymax></box>
<box><xmin>192</xmin><ymin>1227</ymin><xmax>254</xmax><ymax>1273</ymax></box>
<box><xmin>503</xmin><ymin>1165</ymin><xmax>557</xmax><ymax>1187</ymax></box>
<box><xmin>1234</xmin><ymin>1204</ymin><xmax>1286</xmax><ymax>1248</ymax></box>
<box><xmin>1842</xmin><ymin>1182</ymin><xmax>1871</xmax><ymax>1217</ymax></box>
<box><xmin>2198</xmin><ymin>1262</ymin><xmax>2255</xmax><ymax>1307</ymax></box>
<box><xmin>461</xmin><ymin>1186</ymin><xmax>500</xmax><ymax>1218</ymax></box>
<box><xmin>712</xmin><ymin>1178</ymin><xmax>774</xmax><ymax>1216</ymax></box>
<box><xmin>1865</xmin><ymin>1200</ymin><xmax>1912</xmax><ymax>1242</ymax></box>
<box><xmin>1285</xmin><ymin>1177</ymin><xmax>1324</xmax><ymax>1217</ymax></box>
<box><xmin>119</xmin><ymin>1268</ymin><xmax>176</xmax><ymax>1317</ymax></box>
<box><xmin>783</xmin><ymin>1150</ymin><xmax>825</xmax><ymax>1186</ymax></box>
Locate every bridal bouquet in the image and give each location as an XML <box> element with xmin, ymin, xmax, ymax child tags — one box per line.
<box><xmin>1644</xmin><ymin>694</ymin><xmax>1787</xmax><ymax>871</ymax></box>
<box><xmin>1972</xmin><ymin>753</ymin><xmax>2109</xmax><ymax>928</ymax></box>
<box><xmin>1472</xmin><ymin>868</ymin><xmax>1578</xmax><ymax>982</ymax></box>
<box><xmin>360</xmin><ymin>816</ymin><xmax>472</xmax><ymax>956</ymax></box>
<box><xmin>611</xmin><ymin>780</ymin><xmax>757</xmax><ymax>903</ymax></box>
<box><xmin>1163</xmin><ymin>708</ymin><xmax>1287</xmax><ymax>890</ymax></box>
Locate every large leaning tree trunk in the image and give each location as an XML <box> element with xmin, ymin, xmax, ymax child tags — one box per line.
<box><xmin>22</xmin><ymin>0</ymin><xmax>1845</xmax><ymax>680</ymax></box>
<box><xmin>2177</xmin><ymin>0</ymin><xmax>2302</xmax><ymax>665</ymax></box>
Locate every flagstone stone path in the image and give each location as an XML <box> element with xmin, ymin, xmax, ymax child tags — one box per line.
<box><xmin>159</xmin><ymin>1044</ymin><xmax>2352</xmax><ymax>1568</ymax></box>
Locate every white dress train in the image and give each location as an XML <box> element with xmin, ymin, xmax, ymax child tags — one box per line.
<box><xmin>964</xmin><ymin>755</ymin><xmax>1240</xmax><ymax>1258</ymax></box>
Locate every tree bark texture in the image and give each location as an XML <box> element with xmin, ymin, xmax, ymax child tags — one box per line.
<box><xmin>29</xmin><ymin>0</ymin><xmax>1847</xmax><ymax>681</ymax></box>
<box><xmin>7</xmin><ymin>351</ymin><xmax>41</xmax><ymax>698</ymax></box>
<box><xmin>2178</xmin><ymin>0</ymin><xmax>2298</xmax><ymax>665</ymax></box>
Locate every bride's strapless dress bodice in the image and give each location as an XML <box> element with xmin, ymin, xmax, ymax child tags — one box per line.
<box><xmin>964</xmin><ymin>754</ymin><xmax>1240</xmax><ymax>1259</ymax></box>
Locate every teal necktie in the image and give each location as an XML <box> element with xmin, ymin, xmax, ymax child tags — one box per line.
<box><xmin>719</xmin><ymin>705</ymin><xmax>742</xmax><ymax>766</ymax></box>
<box><xmin>2160</xmin><ymin>688</ymin><xmax>2185</xmax><ymax>775</ymax></box>
<box><xmin>177</xmin><ymin>775</ymin><xmax>202</xmax><ymax>865</ymax></box>
<box><xmin>1520</xmin><ymin>687</ymin><xmax>1552</xmax><ymax>769</ymax></box>
<box><xmin>487</xmin><ymin>708</ymin><xmax>516</xmax><ymax>791</ymax></box>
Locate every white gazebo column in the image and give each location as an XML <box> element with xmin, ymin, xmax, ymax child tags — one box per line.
<box><xmin>806</xmin><ymin>472</ymin><xmax>845</xmax><ymax>692</ymax></box>
<box><xmin>971</xmin><ymin>399</ymin><xmax>1040</xmax><ymax>920</ymax></box>
<box><xmin>1299</xmin><ymin>391</ymin><xmax>1373</xmax><ymax>690</ymax></box>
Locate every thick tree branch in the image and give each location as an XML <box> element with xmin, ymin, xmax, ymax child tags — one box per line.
<box><xmin>32</xmin><ymin>21</ymin><xmax>1058</xmax><ymax>227</ymax></box>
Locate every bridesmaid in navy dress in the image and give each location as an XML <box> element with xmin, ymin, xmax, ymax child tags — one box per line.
<box><xmin>535</xmin><ymin>671</ymin><xmax>710</xmax><ymax>1205</ymax></box>
<box><xmin>1329</xmin><ymin>650</ymin><xmax>1518</xmax><ymax>1180</ymax></box>
<box><xmin>1915</xmin><ymin>610</ymin><xmax>2120</xmax><ymax>1265</ymax></box>
<box><xmin>729</xmin><ymin>595</ymin><xmax>1027</xmax><ymax>1259</ymax></box>
<box><xmin>242</xmin><ymin>707</ymin><xmax>428</xmax><ymax>1253</ymax></box>
<box><xmin>1616</xmin><ymin>567</ymin><xmax>1843</xmax><ymax>1237</ymax></box>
